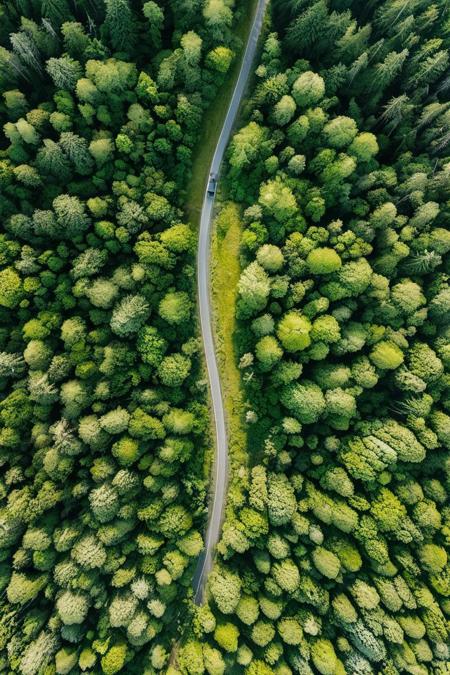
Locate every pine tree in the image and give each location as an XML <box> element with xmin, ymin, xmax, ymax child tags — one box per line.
<box><xmin>373</xmin><ymin>0</ymin><xmax>416</xmax><ymax>35</ymax></box>
<box><xmin>348</xmin><ymin>51</ymin><xmax>369</xmax><ymax>84</ymax></box>
<box><xmin>168</xmin><ymin>0</ymin><xmax>202</xmax><ymax>32</ymax></box>
<box><xmin>0</xmin><ymin>47</ymin><xmax>18</xmax><ymax>88</ymax></box>
<box><xmin>40</xmin><ymin>0</ymin><xmax>71</xmax><ymax>28</ymax></box>
<box><xmin>9</xmin><ymin>31</ymin><xmax>43</xmax><ymax>76</ymax></box>
<box><xmin>337</xmin><ymin>22</ymin><xmax>372</xmax><ymax>64</ymax></box>
<box><xmin>372</xmin><ymin>48</ymin><xmax>408</xmax><ymax>91</ymax></box>
<box><xmin>46</xmin><ymin>55</ymin><xmax>82</xmax><ymax>89</ymax></box>
<box><xmin>59</xmin><ymin>132</ymin><xmax>94</xmax><ymax>175</ymax></box>
<box><xmin>270</xmin><ymin>0</ymin><xmax>311</xmax><ymax>31</ymax></box>
<box><xmin>36</xmin><ymin>139</ymin><xmax>71</xmax><ymax>180</ymax></box>
<box><xmin>103</xmin><ymin>0</ymin><xmax>136</xmax><ymax>52</ymax></box>
<box><xmin>142</xmin><ymin>1</ymin><xmax>164</xmax><ymax>50</ymax></box>
<box><xmin>61</xmin><ymin>22</ymin><xmax>90</xmax><ymax>59</ymax></box>
<box><xmin>285</xmin><ymin>1</ymin><xmax>329</xmax><ymax>54</ymax></box>
<box><xmin>406</xmin><ymin>51</ymin><xmax>449</xmax><ymax>91</ymax></box>
<box><xmin>379</xmin><ymin>94</ymin><xmax>414</xmax><ymax>134</ymax></box>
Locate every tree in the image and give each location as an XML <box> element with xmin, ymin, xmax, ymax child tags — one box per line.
<box><xmin>369</xmin><ymin>341</ymin><xmax>404</xmax><ymax>370</ymax></box>
<box><xmin>288</xmin><ymin>154</ymin><xmax>306</xmax><ymax>175</ymax></box>
<box><xmin>129</xmin><ymin>407</ymin><xmax>165</xmax><ymax>440</ymax></box>
<box><xmin>110</xmin><ymin>294</ymin><xmax>150</xmax><ymax>336</ymax></box>
<box><xmin>46</xmin><ymin>56</ymin><xmax>82</xmax><ymax>89</ymax></box>
<box><xmin>236</xmin><ymin>595</ymin><xmax>259</xmax><ymax>625</ymax></box>
<box><xmin>256</xmin><ymin>244</ymin><xmax>284</xmax><ymax>272</ymax></box>
<box><xmin>159</xmin><ymin>504</ymin><xmax>192</xmax><ymax>539</ymax></box>
<box><xmin>178</xmin><ymin>641</ymin><xmax>204</xmax><ymax>673</ymax></box>
<box><xmin>273</xmin><ymin>95</ymin><xmax>296</xmax><ymax>126</ymax></box>
<box><xmin>255</xmin><ymin>335</ymin><xmax>283</xmax><ymax>370</ymax></box>
<box><xmin>158</xmin><ymin>354</ymin><xmax>191</xmax><ymax>387</ymax></box>
<box><xmin>206</xmin><ymin>46</ymin><xmax>234</xmax><ymax>73</ymax></box>
<box><xmin>137</xmin><ymin>326</ymin><xmax>167</xmax><ymax>366</ymax></box>
<box><xmin>143</xmin><ymin>1</ymin><xmax>164</xmax><ymax>49</ymax></box>
<box><xmin>101</xmin><ymin>643</ymin><xmax>128</xmax><ymax>675</ymax></box>
<box><xmin>278</xmin><ymin>617</ymin><xmax>303</xmax><ymax>645</ymax></box>
<box><xmin>259</xmin><ymin>178</ymin><xmax>298</xmax><ymax>222</ymax></box>
<box><xmin>0</xmin><ymin>267</ymin><xmax>23</xmax><ymax>307</ymax></box>
<box><xmin>268</xmin><ymin>473</ymin><xmax>296</xmax><ymax>526</ymax></box>
<box><xmin>311</xmin><ymin>639</ymin><xmax>338</xmax><ymax>675</ymax></box>
<box><xmin>57</xmin><ymin>592</ymin><xmax>89</xmax><ymax>625</ymax></box>
<box><xmin>159</xmin><ymin>291</ymin><xmax>191</xmax><ymax>325</ymax></box>
<box><xmin>228</xmin><ymin>121</ymin><xmax>268</xmax><ymax>170</ymax></box>
<box><xmin>213</xmin><ymin>623</ymin><xmax>239</xmax><ymax>653</ymax></box>
<box><xmin>15</xmin><ymin>117</ymin><xmax>39</xmax><ymax>145</ymax></box>
<box><xmin>103</xmin><ymin>0</ymin><xmax>136</xmax><ymax>52</ymax></box>
<box><xmin>203</xmin><ymin>0</ymin><xmax>233</xmax><ymax>40</ymax></box>
<box><xmin>89</xmin><ymin>137</ymin><xmax>114</xmax><ymax>165</ymax></box>
<box><xmin>277</xmin><ymin>312</ymin><xmax>311</xmax><ymax>352</ymax></box>
<box><xmin>323</xmin><ymin>116</ymin><xmax>358</xmax><ymax>149</ymax></box>
<box><xmin>281</xmin><ymin>380</ymin><xmax>326</xmax><ymax>424</ymax></box>
<box><xmin>181</xmin><ymin>31</ymin><xmax>202</xmax><ymax>66</ymax></box>
<box><xmin>10</xmin><ymin>31</ymin><xmax>43</xmax><ymax>76</ymax></box>
<box><xmin>372</xmin><ymin>49</ymin><xmax>408</xmax><ymax>91</ymax></box>
<box><xmin>306</xmin><ymin>248</ymin><xmax>342</xmax><ymax>274</ymax></box>
<box><xmin>3</xmin><ymin>89</ymin><xmax>28</xmax><ymax>119</ymax></box>
<box><xmin>24</xmin><ymin>339</ymin><xmax>52</xmax><ymax>370</ymax></box>
<box><xmin>237</xmin><ymin>262</ymin><xmax>270</xmax><ymax>318</ymax></box>
<box><xmin>61</xmin><ymin>21</ymin><xmax>90</xmax><ymax>58</ymax></box>
<box><xmin>9</xmin><ymin>574</ymin><xmax>44</xmax><ymax>609</ymax></box>
<box><xmin>209</xmin><ymin>567</ymin><xmax>241</xmax><ymax>614</ymax></box>
<box><xmin>85</xmin><ymin>278</ymin><xmax>118</xmax><ymax>308</ymax></box>
<box><xmin>349</xmin><ymin>132</ymin><xmax>378</xmax><ymax>162</ymax></box>
<box><xmin>59</xmin><ymin>132</ymin><xmax>94</xmax><ymax>175</ymax></box>
<box><xmin>271</xmin><ymin>558</ymin><xmax>300</xmax><ymax>593</ymax></box>
<box><xmin>292</xmin><ymin>70</ymin><xmax>325</xmax><ymax>108</ymax></box>
<box><xmin>312</xmin><ymin>547</ymin><xmax>341</xmax><ymax>579</ymax></box>
<box><xmin>251</xmin><ymin>620</ymin><xmax>275</xmax><ymax>647</ymax></box>
<box><xmin>36</xmin><ymin>139</ymin><xmax>71</xmax><ymax>179</ymax></box>
<box><xmin>99</xmin><ymin>407</ymin><xmax>130</xmax><ymax>435</ymax></box>
<box><xmin>20</xmin><ymin>632</ymin><xmax>59</xmax><ymax>675</ymax></box>
<box><xmin>53</xmin><ymin>194</ymin><xmax>90</xmax><ymax>239</ymax></box>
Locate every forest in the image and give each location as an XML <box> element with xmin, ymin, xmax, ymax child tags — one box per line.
<box><xmin>0</xmin><ymin>0</ymin><xmax>239</xmax><ymax>672</ymax></box>
<box><xmin>0</xmin><ymin>0</ymin><xmax>449</xmax><ymax>673</ymax></box>
<box><xmin>176</xmin><ymin>0</ymin><xmax>450</xmax><ymax>673</ymax></box>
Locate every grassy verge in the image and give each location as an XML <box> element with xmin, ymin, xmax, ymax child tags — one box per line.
<box><xmin>210</xmin><ymin>203</ymin><xmax>248</xmax><ymax>507</ymax></box>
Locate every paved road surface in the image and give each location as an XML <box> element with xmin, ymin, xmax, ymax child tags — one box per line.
<box><xmin>193</xmin><ymin>0</ymin><xmax>268</xmax><ymax>605</ymax></box>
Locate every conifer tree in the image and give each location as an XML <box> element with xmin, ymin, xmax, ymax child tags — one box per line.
<box><xmin>103</xmin><ymin>0</ymin><xmax>136</xmax><ymax>52</ymax></box>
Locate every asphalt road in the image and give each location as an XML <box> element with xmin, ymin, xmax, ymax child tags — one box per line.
<box><xmin>193</xmin><ymin>0</ymin><xmax>269</xmax><ymax>605</ymax></box>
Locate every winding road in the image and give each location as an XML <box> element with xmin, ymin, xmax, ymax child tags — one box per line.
<box><xmin>193</xmin><ymin>0</ymin><xmax>268</xmax><ymax>605</ymax></box>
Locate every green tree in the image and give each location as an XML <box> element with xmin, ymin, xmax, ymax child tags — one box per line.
<box><xmin>143</xmin><ymin>1</ymin><xmax>164</xmax><ymax>49</ymax></box>
<box><xmin>277</xmin><ymin>312</ymin><xmax>311</xmax><ymax>352</ymax></box>
<box><xmin>206</xmin><ymin>46</ymin><xmax>234</xmax><ymax>73</ymax></box>
<box><xmin>0</xmin><ymin>267</ymin><xmax>23</xmax><ymax>307</ymax></box>
<box><xmin>237</xmin><ymin>262</ymin><xmax>270</xmax><ymax>318</ymax></box>
<box><xmin>259</xmin><ymin>178</ymin><xmax>298</xmax><ymax>222</ymax></box>
<box><xmin>46</xmin><ymin>56</ymin><xmax>82</xmax><ymax>89</ymax></box>
<box><xmin>158</xmin><ymin>354</ymin><xmax>191</xmax><ymax>387</ymax></box>
<box><xmin>110</xmin><ymin>295</ymin><xmax>150</xmax><ymax>337</ymax></box>
<box><xmin>292</xmin><ymin>70</ymin><xmax>325</xmax><ymax>107</ymax></box>
<box><xmin>103</xmin><ymin>0</ymin><xmax>136</xmax><ymax>51</ymax></box>
<box><xmin>159</xmin><ymin>291</ymin><xmax>191</xmax><ymax>325</ymax></box>
<box><xmin>53</xmin><ymin>194</ymin><xmax>90</xmax><ymax>239</ymax></box>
